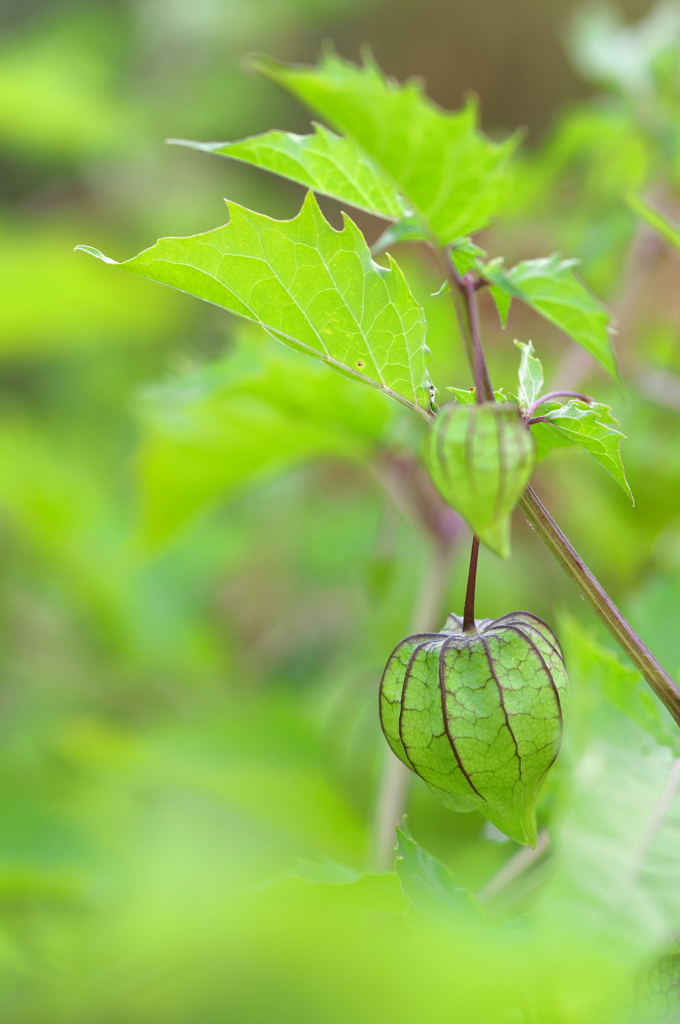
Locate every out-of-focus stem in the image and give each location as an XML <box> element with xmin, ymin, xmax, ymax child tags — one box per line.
<box><xmin>373</xmin><ymin>542</ymin><xmax>454</xmax><ymax>870</ymax></box>
<box><xmin>477</xmin><ymin>829</ymin><xmax>550</xmax><ymax>903</ymax></box>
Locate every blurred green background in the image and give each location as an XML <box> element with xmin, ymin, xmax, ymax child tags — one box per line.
<box><xmin>1</xmin><ymin>0</ymin><xmax>680</xmax><ymax>1020</ymax></box>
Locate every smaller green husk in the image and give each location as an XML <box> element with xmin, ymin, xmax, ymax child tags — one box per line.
<box><xmin>380</xmin><ymin>612</ymin><xmax>567</xmax><ymax>846</ymax></box>
<box><xmin>425</xmin><ymin>402</ymin><xmax>536</xmax><ymax>558</ymax></box>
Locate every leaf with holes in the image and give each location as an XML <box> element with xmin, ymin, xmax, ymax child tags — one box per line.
<box><xmin>380</xmin><ymin>611</ymin><xmax>567</xmax><ymax>846</ymax></box>
<box><xmin>77</xmin><ymin>191</ymin><xmax>432</xmax><ymax>416</ymax></box>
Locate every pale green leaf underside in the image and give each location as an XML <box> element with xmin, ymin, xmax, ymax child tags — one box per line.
<box><xmin>534</xmin><ymin>399</ymin><xmax>632</xmax><ymax>500</ymax></box>
<box><xmin>77</xmin><ymin>192</ymin><xmax>432</xmax><ymax>415</ymax></box>
<box><xmin>255</xmin><ymin>51</ymin><xmax>516</xmax><ymax>245</ymax></box>
<box><xmin>170</xmin><ymin>123</ymin><xmax>407</xmax><ymax>222</ymax></box>
<box><xmin>515</xmin><ymin>339</ymin><xmax>544</xmax><ymax>407</ymax></box>
<box><xmin>628</xmin><ymin>193</ymin><xmax>680</xmax><ymax>251</ymax></box>
<box><xmin>483</xmin><ymin>255</ymin><xmax>617</xmax><ymax>378</ymax></box>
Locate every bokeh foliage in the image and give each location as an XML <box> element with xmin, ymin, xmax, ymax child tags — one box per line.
<box><xmin>1</xmin><ymin>1</ymin><xmax>680</xmax><ymax>1021</ymax></box>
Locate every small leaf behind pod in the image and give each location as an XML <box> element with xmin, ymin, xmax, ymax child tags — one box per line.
<box><xmin>425</xmin><ymin>402</ymin><xmax>536</xmax><ymax>557</ymax></box>
<box><xmin>379</xmin><ymin>611</ymin><xmax>567</xmax><ymax>846</ymax></box>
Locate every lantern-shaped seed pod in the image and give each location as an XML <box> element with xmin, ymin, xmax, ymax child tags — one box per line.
<box><xmin>380</xmin><ymin>611</ymin><xmax>567</xmax><ymax>846</ymax></box>
<box><xmin>425</xmin><ymin>402</ymin><xmax>536</xmax><ymax>558</ymax></box>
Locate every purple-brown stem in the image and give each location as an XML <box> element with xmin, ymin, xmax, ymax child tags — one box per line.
<box><xmin>524</xmin><ymin>391</ymin><xmax>594</xmax><ymax>420</ymax></box>
<box><xmin>519</xmin><ymin>486</ymin><xmax>680</xmax><ymax>724</ymax></box>
<box><xmin>443</xmin><ymin>259</ymin><xmax>494</xmax><ymax>402</ymax></box>
<box><xmin>446</xmin><ymin>258</ymin><xmax>680</xmax><ymax>728</ymax></box>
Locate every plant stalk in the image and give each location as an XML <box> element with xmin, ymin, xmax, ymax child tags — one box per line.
<box><xmin>462</xmin><ymin>536</ymin><xmax>480</xmax><ymax>633</ymax></box>
<box><xmin>444</xmin><ymin>260</ymin><xmax>494</xmax><ymax>402</ymax></box>
<box><xmin>373</xmin><ymin>541</ymin><xmax>455</xmax><ymax>870</ymax></box>
<box><xmin>446</xmin><ymin>256</ymin><xmax>680</xmax><ymax>728</ymax></box>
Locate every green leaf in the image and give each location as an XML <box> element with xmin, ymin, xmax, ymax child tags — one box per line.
<box><xmin>77</xmin><ymin>191</ymin><xmax>432</xmax><ymax>417</ymax></box>
<box><xmin>449</xmin><ymin>237</ymin><xmax>488</xmax><ymax>277</ymax></box>
<box><xmin>627</xmin><ymin>193</ymin><xmax>680</xmax><ymax>251</ymax></box>
<box><xmin>628</xmin><ymin>575</ymin><xmax>680</xmax><ymax>684</ymax></box>
<box><xmin>267</xmin><ymin>870</ymin><xmax>408</xmax><ymax>915</ymax></box>
<box><xmin>567</xmin><ymin>3</ymin><xmax>680</xmax><ymax>99</ymax></box>
<box><xmin>541</xmin><ymin>617</ymin><xmax>680</xmax><ymax>950</ymax></box>
<box><xmin>425</xmin><ymin>402</ymin><xmax>536</xmax><ymax>557</ymax></box>
<box><xmin>430</xmin><ymin>280</ymin><xmax>450</xmax><ymax>298</ymax></box>
<box><xmin>489</xmin><ymin>284</ymin><xmax>512</xmax><ymax>327</ymax></box>
<box><xmin>395</xmin><ymin>825</ymin><xmax>483</xmax><ymax>921</ymax></box>
<box><xmin>254</xmin><ymin>51</ymin><xmax>516</xmax><ymax>245</ymax></box>
<box><xmin>371</xmin><ymin>219</ymin><xmax>430</xmax><ymax>255</ymax></box>
<box><xmin>170</xmin><ymin>124</ymin><xmax>407</xmax><ymax>222</ymax></box>
<box><xmin>559</xmin><ymin>615</ymin><xmax>679</xmax><ymax>755</ymax></box>
<box><xmin>138</xmin><ymin>330</ymin><xmax>391</xmax><ymax>541</ymax></box>
<box><xmin>515</xmin><ymin>340</ymin><xmax>543</xmax><ymax>407</ymax></box>
<box><xmin>380</xmin><ymin>613</ymin><xmax>567</xmax><ymax>846</ymax></box>
<box><xmin>532</xmin><ymin>398</ymin><xmax>632</xmax><ymax>500</ymax></box>
<box><xmin>482</xmin><ymin>254</ymin><xmax>617</xmax><ymax>378</ymax></box>
<box><xmin>445</xmin><ymin>387</ymin><xmax>507</xmax><ymax>404</ymax></box>
<box><xmin>446</xmin><ymin>387</ymin><xmax>477</xmax><ymax>405</ymax></box>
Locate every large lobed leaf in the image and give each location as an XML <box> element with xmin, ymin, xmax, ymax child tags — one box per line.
<box><xmin>483</xmin><ymin>254</ymin><xmax>617</xmax><ymax>378</ymax></box>
<box><xmin>77</xmin><ymin>191</ymin><xmax>432</xmax><ymax>417</ymax></box>
<box><xmin>253</xmin><ymin>50</ymin><xmax>516</xmax><ymax>245</ymax></box>
<box><xmin>171</xmin><ymin>124</ymin><xmax>407</xmax><ymax>222</ymax></box>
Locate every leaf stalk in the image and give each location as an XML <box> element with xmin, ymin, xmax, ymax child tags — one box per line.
<box><xmin>524</xmin><ymin>391</ymin><xmax>594</xmax><ymax>420</ymax></box>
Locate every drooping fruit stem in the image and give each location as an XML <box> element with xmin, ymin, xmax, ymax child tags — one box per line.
<box><xmin>462</xmin><ymin>536</ymin><xmax>480</xmax><ymax>633</ymax></box>
<box><xmin>446</xmin><ymin>256</ymin><xmax>680</xmax><ymax>729</ymax></box>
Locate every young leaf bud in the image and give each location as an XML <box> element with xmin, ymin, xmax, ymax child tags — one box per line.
<box><xmin>379</xmin><ymin>611</ymin><xmax>567</xmax><ymax>846</ymax></box>
<box><xmin>425</xmin><ymin>402</ymin><xmax>536</xmax><ymax>558</ymax></box>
